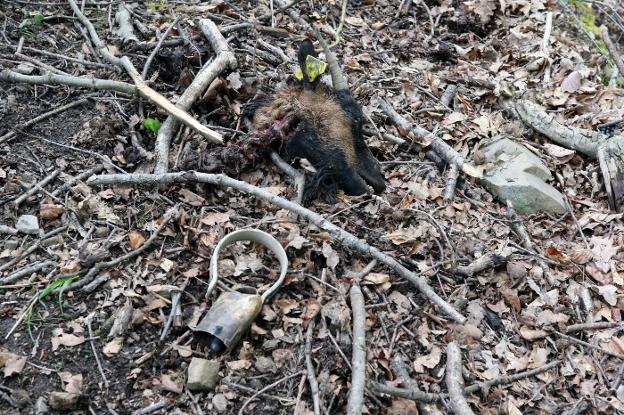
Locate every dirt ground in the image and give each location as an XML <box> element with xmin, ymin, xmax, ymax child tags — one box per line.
<box><xmin>1</xmin><ymin>0</ymin><xmax>624</xmax><ymax>414</ymax></box>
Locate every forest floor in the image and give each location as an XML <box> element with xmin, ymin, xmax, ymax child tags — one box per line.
<box><xmin>1</xmin><ymin>0</ymin><xmax>624</xmax><ymax>414</ymax></box>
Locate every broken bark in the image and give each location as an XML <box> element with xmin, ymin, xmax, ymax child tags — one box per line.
<box><xmin>509</xmin><ymin>98</ymin><xmax>624</xmax><ymax>212</ymax></box>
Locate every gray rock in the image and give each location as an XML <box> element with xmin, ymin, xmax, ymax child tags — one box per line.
<box><xmin>187</xmin><ymin>358</ymin><xmax>220</xmax><ymax>391</ymax></box>
<box><xmin>48</xmin><ymin>392</ymin><xmax>79</xmax><ymax>411</ymax></box>
<box><xmin>35</xmin><ymin>396</ymin><xmax>49</xmax><ymax>414</ymax></box>
<box><xmin>212</xmin><ymin>393</ymin><xmax>228</xmax><ymax>413</ymax></box>
<box><xmin>15</xmin><ymin>63</ymin><xmax>35</xmax><ymax>75</ymax></box>
<box><xmin>479</xmin><ymin>137</ymin><xmax>565</xmax><ymax>214</ymax></box>
<box><xmin>16</xmin><ymin>215</ymin><xmax>40</xmax><ymax>235</ymax></box>
<box><xmin>254</xmin><ymin>356</ymin><xmax>277</xmax><ymax>373</ymax></box>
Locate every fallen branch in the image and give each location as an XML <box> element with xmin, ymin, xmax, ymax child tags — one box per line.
<box><xmin>449</xmin><ymin>250</ymin><xmax>510</xmax><ymax>278</ymax></box>
<box><xmin>305</xmin><ymin>318</ymin><xmax>321</xmax><ymax>415</ymax></box>
<box><xmin>347</xmin><ymin>282</ymin><xmax>366</xmax><ymax>415</ymax></box>
<box><xmin>371</xmin><ymin>360</ymin><xmax>561</xmax><ymax>402</ymax></box>
<box><xmin>0</xmin><ymin>261</ymin><xmax>57</xmax><ymax>285</ymax></box>
<box><xmin>0</xmin><ymin>70</ymin><xmax>137</xmax><ymax>95</ymax></box>
<box><xmin>379</xmin><ymin>98</ymin><xmax>480</xmax><ymax>200</ymax></box>
<box><xmin>506</xmin><ymin>202</ymin><xmax>557</xmax><ymax>286</ymax></box>
<box><xmin>601</xmin><ymin>25</ymin><xmax>624</xmax><ymax>80</ymax></box>
<box><xmin>270</xmin><ymin>151</ymin><xmax>305</xmax><ymax>205</ymax></box>
<box><xmin>87</xmin><ymin>172</ymin><xmax>466</xmax><ymax>323</ymax></box>
<box><xmin>153</xmin><ymin>18</ymin><xmax>237</xmax><ymax>174</ymax></box>
<box><xmin>507</xmin><ymin>96</ymin><xmax>624</xmax><ymax>211</ymax></box>
<box><xmin>445</xmin><ymin>342</ymin><xmax>475</xmax><ymax>415</ymax></box>
<box><xmin>14</xmin><ymin>170</ymin><xmax>60</xmax><ymax>206</ymax></box>
<box><xmin>85</xmin><ymin>313</ymin><xmax>110</xmax><ymax>388</ymax></box>
<box><xmin>67</xmin><ymin>0</ymin><xmax>223</xmax><ymax>145</ymax></box>
<box><xmin>69</xmin><ymin>207</ymin><xmax>179</xmax><ymax>290</ymax></box>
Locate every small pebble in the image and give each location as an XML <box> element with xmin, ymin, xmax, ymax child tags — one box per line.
<box><xmin>16</xmin><ymin>215</ymin><xmax>40</xmax><ymax>235</ymax></box>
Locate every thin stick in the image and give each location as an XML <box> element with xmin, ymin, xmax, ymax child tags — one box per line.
<box><xmin>67</xmin><ymin>0</ymin><xmax>222</xmax><ymax>144</ymax></box>
<box><xmin>0</xmin><ymin>261</ymin><xmax>57</xmax><ymax>285</ymax></box>
<box><xmin>159</xmin><ymin>277</ymin><xmax>190</xmax><ymax>341</ymax></box>
<box><xmin>0</xmin><ymin>70</ymin><xmax>136</xmax><ymax>95</ymax></box>
<box><xmin>0</xmin><ymin>96</ymin><xmax>87</xmax><ymax>143</ymax></box>
<box><xmin>153</xmin><ymin>19</ymin><xmax>236</xmax><ymax>173</ymax></box>
<box><xmin>347</xmin><ymin>282</ymin><xmax>366</xmax><ymax>415</ymax></box>
<box><xmin>50</xmin><ymin>165</ymin><xmax>105</xmax><ymax>197</ymax></box>
<box><xmin>463</xmin><ymin>360</ymin><xmax>560</xmax><ymax>393</ymax></box>
<box><xmin>270</xmin><ymin>151</ymin><xmax>305</xmax><ymax>204</ymax></box>
<box><xmin>86</xmin><ymin>313</ymin><xmax>110</xmax><ymax>388</ymax></box>
<box><xmin>553</xmin><ymin>330</ymin><xmax>624</xmax><ymax>360</ymax></box>
<box><xmin>238</xmin><ymin>371</ymin><xmax>305</xmax><ymax>415</ymax></box>
<box><xmin>0</xmin><ymin>226</ymin><xmax>67</xmax><ymax>273</ymax></box>
<box><xmin>14</xmin><ymin>170</ymin><xmax>60</xmax><ymax>206</ymax></box>
<box><xmin>542</xmin><ymin>12</ymin><xmax>553</xmax><ymax>85</ymax></box>
<box><xmin>305</xmin><ymin>318</ymin><xmax>321</xmax><ymax>415</ymax></box>
<box><xmin>565</xmin><ymin>322</ymin><xmax>622</xmax><ymax>334</ymax></box>
<box><xmin>70</xmin><ymin>207</ymin><xmax>179</xmax><ymax>289</ymax></box>
<box><xmin>131</xmin><ymin>401</ymin><xmax>171</xmax><ymax>415</ymax></box>
<box><xmin>445</xmin><ymin>342</ymin><xmax>474</xmax><ymax>415</ymax></box>
<box><xmin>601</xmin><ymin>25</ymin><xmax>624</xmax><ymax>79</ymax></box>
<box><xmin>87</xmin><ymin>172</ymin><xmax>466</xmax><ymax>323</ymax></box>
<box><xmin>141</xmin><ymin>17</ymin><xmax>179</xmax><ymax>80</ymax></box>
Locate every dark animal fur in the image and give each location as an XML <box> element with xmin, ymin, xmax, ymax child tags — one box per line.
<box><xmin>245</xmin><ymin>38</ymin><xmax>385</xmax><ymax>202</ymax></box>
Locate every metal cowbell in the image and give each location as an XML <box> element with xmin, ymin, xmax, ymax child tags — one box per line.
<box><xmin>193</xmin><ymin>229</ymin><xmax>288</xmax><ymax>353</ymax></box>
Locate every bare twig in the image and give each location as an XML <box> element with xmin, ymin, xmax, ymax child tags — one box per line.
<box><xmin>238</xmin><ymin>371</ymin><xmax>305</xmax><ymax>415</ymax></box>
<box><xmin>601</xmin><ymin>25</ymin><xmax>624</xmax><ymax>79</ymax></box>
<box><xmin>445</xmin><ymin>342</ymin><xmax>474</xmax><ymax>415</ymax></box>
<box><xmin>372</xmin><ymin>360</ymin><xmax>560</xmax><ymax>401</ymax></box>
<box><xmin>449</xmin><ymin>251</ymin><xmax>510</xmax><ymax>278</ymax></box>
<box><xmin>131</xmin><ymin>401</ymin><xmax>171</xmax><ymax>415</ymax></box>
<box><xmin>85</xmin><ymin>313</ymin><xmax>110</xmax><ymax>388</ymax></box>
<box><xmin>552</xmin><ymin>330</ymin><xmax>624</xmax><ymax>360</ymax></box>
<box><xmin>67</xmin><ymin>0</ymin><xmax>222</xmax><ymax>144</ymax></box>
<box><xmin>0</xmin><ymin>261</ymin><xmax>57</xmax><ymax>285</ymax></box>
<box><xmin>70</xmin><ymin>207</ymin><xmax>179</xmax><ymax>289</ymax></box>
<box><xmin>159</xmin><ymin>277</ymin><xmax>190</xmax><ymax>341</ymax></box>
<box><xmin>506</xmin><ymin>201</ymin><xmax>557</xmax><ymax>286</ymax></box>
<box><xmin>463</xmin><ymin>360</ymin><xmax>560</xmax><ymax>393</ymax></box>
<box><xmin>87</xmin><ymin>172</ymin><xmax>466</xmax><ymax>323</ymax></box>
<box><xmin>0</xmin><ymin>226</ymin><xmax>67</xmax><ymax>273</ymax></box>
<box><xmin>542</xmin><ymin>12</ymin><xmax>553</xmax><ymax>85</ymax></box>
<box><xmin>14</xmin><ymin>170</ymin><xmax>60</xmax><ymax>206</ymax></box>
<box><xmin>141</xmin><ymin>17</ymin><xmax>179</xmax><ymax>80</ymax></box>
<box><xmin>270</xmin><ymin>151</ymin><xmax>305</xmax><ymax>204</ymax></box>
<box><xmin>305</xmin><ymin>318</ymin><xmax>321</xmax><ymax>415</ymax></box>
<box><xmin>440</xmin><ymin>84</ymin><xmax>457</xmax><ymax>108</ymax></box>
<box><xmin>0</xmin><ymin>98</ymin><xmax>90</xmax><ymax>144</ymax></box>
<box><xmin>347</xmin><ymin>282</ymin><xmax>366</xmax><ymax>415</ymax></box>
<box><xmin>153</xmin><ymin>19</ymin><xmax>236</xmax><ymax>174</ymax></box>
<box><xmin>0</xmin><ymin>70</ymin><xmax>136</xmax><ymax>95</ymax></box>
<box><xmin>51</xmin><ymin>165</ymin><xmax>105</xmax><ymax>197</ymax></box>
<box><xmin>565</xmin><ymin>322</ymin><xmax>622</xmax><ymax>334</ymax></box>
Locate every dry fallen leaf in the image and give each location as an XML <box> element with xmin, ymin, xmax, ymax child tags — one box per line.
<box><xmin>520</xmin><ymin>326</ymin><xmax>548</xmax><ymax>341</ymax></box>
<box><xmin>103</xmin><ymin>337</ymin><xmax>123</xmax><ymax>356</ymax></box>
<box><xmin>128</xmin><ymin>231</ymin><xmax>145</xmax><ymax>250</ymax></box>
<box><xmin>40</xmin><ymin>203</ymin><xmax>65</xmax><ymax>220</ymax></box>
<box><xmin>0</xmin><ymin>350</ymin><xmax>27</xmax><ymax>377</ymax></box>
<box><xmin>413</xmin><ymin>346</ymin><xmax>442</xmax><ymax>372</ymax></box>
<box><xmin>51</xmin><ymin>333</ymin><xmax>86</xmax><ymax>351</ymax></box>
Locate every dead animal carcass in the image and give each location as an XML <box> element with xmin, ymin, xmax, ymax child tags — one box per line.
<box><xmin>244</xmin><ymin>32</ymin><xmax>385</xmax><ymax>203</ymax></box>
